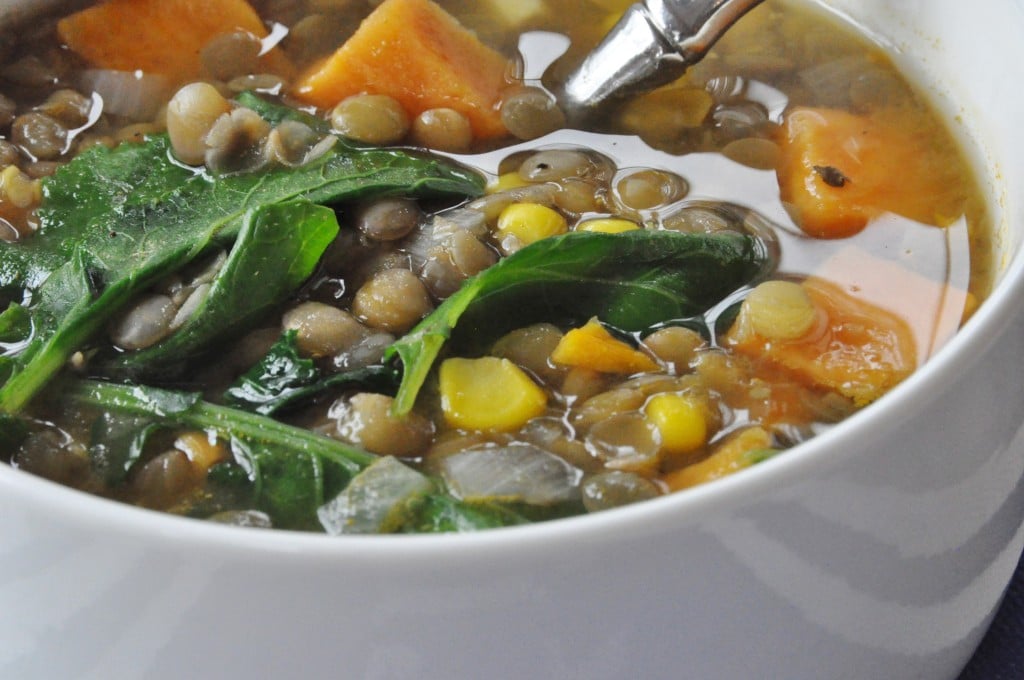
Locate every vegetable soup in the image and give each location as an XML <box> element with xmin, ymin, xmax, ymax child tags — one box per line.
<box><xmin>0</xmin><ymin>0</ymin><xmax>991</xmax><ymax>532</ymax></box>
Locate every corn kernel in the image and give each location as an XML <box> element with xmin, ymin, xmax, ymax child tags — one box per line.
<box><xmin>483</xmin><ymin>0</ymin><xmax>545</xmax><ymax>28</ymax></box>
<box><xmin>0</xmin><ymin>165</ymin><xmax>41</xmax><ymax>209</ymax></box>
<box><xmin>645</xmin><ymin>392</ymin><xmax>707</xmax><ymax>457</ymax></box>
<box><xmin>619</xmin><ymin>88</ymin><xmax>714</xmax><ymax>139</ymax></box>
<box><xmin>439</xmin><ymin>356</ymin><xmax>548</xmax><ymax>431</ymax></box>
<box><xmin>576</xmin><ymin>217</ymin><xmax>640</xmax><ymax>234</ymax></box>
<box><xmin>496</xmin><ymin>202</ymin><xmax>568</xmax><ymax>249</ymax></box>
<box><xmin>175</xmin><ymin>430</ymin><xmax>229</xmax><ymax>473</ymax></box>
<box><xmin>487</xmin><ymin>171</ymin><xmax>532</xmax><ymax>193</ymax></box>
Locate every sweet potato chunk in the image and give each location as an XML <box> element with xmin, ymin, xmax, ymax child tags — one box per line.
<box><xmin>724</xmin><ymin>277</ymin><xmax>917</xmax><ymax>406</ymax></box>
<box><xmin>815</xmin><ymin>245</ymin><xmax>977</xmax><ymax>363</ymax></box>
<box><xmin>293</xmin><ymin>0</ymin><xmax>511</xmax><ymax>139</ymax></box>
<box><xmin>661</xmin><ymin>427</ymin><xmax>775</xmax><ymax>492</ymax></box>
<box><xmin>57</xmin><ymin>0</ymin><xmax>292</xmax><ymax>84</ymax></box>
<box><xmin>776</xmin><ymin>107</ymin><xmax>967</xmax><ymax>238</ymax></box>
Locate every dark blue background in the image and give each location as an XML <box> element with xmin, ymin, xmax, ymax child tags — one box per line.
<box><xmin>958</xmin><ymin>553</ymin><xmax>1024</xmax><ymax>678</ymax></box>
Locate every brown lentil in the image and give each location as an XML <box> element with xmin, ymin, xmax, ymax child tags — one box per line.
<box><xmin>352</xmin><ymin>268</ymin><xmax>434</xmax><ymax>333</ymax></box>
<box><xmin>329</xmin><ymin>94</ymin><xmax>409</xmax><ymax>145</ymax></box>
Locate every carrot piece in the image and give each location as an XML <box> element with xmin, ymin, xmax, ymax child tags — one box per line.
<box><xmin>776</xmin><ymin>107</ymin><xmax>967</xmax><ymax>238</ymax></box>
<box><xmin>56</xmin><ymin>0</ymin><xmax>292</xmax><ymax>84</ymax></box>
<box><xmin>293</xmin><ymin>0</ymin><xmax>511</xmax><ymax>140</ymax></box>
<box><xmin>724</xmin><ymin>277</ymin><xmax>917</xmax><ymax>406</ymax></box>
<box><xmin>550</xmin><ymin>319</ymin><xmax>659</xmax><ymax>374</ymax></box>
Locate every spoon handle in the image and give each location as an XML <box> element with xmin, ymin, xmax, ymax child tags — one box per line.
<box><xmin>561</xmin><ymin>0</ymin><xmax>765</xmax><ymax>114</ymax></box>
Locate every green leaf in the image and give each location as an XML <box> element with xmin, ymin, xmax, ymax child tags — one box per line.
<box><xmin>0</xmin><ymin>302</ymin><xmax>30</xmax><ymax>343</ymax></box>
<box><xmin>745</xmin><ymin>448</ymin><xmax>781</xmax><ymax>465</ymax></box>
<box><xmin>88</xmin><ymin>414</ymin><xmax>164</xmax><ymax>485</ymax></box>
<box><xmin>103</xmin><ymin>200</ymin><xmax>339</xmax><ymax>380</ymax></box>
<box><xmin>223</xmin><ymin>329</ymin><xmax>399</xmax><ymax>415</ymax></box>
<box><xmin>234</xmin><ymin>91</ymin><xmax>329</xmax><ymax>133</ymax></box>
<box><xmin>386</xmin><ymin>229</ymin><xmax>772</xmax><ymax>414</ymax></box>
<box><xmin>68</xmin><ymin>379</ymin><xmax>376</xmax><ymax>471</ymax></box>
<box><xmin>223</xmin><ymin>329</ymin><xmax>318</xmax><ymax>411</ymax></box>
<box><xmin>65</xmin><ymin>378</ymin><xmax>379</xmax><ymax>529</ymax></box>
<box><xmin>0</xmin><ymin>413</ymin><xmax>28</xmax><ymax>454</ymax></box>
<box><xmin>230</xmin><ymin>437</ymin><xmax>330</xmax><ymax>531</ymax></box>
<box><xmin>403</xmin><ymin>494</ymin><xmax>530</xmax><ymax>533</ymax></box>
<box><xmin>0</xmin><ymin>131</ymin><xmax>484</xmax><ymax>414</ymax></box>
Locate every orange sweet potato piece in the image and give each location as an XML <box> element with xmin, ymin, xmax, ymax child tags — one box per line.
<box><xmin>550</xmin><ymin>319</ymin><xmax>659</xmax><ymax>374</ymax></box>
<box><xmin>776</xmin><ymin>107</ymin><xmax>967</xmax><ymax>238</ymax></box>
<box><xmin>661</xmin><ymin>427</ymin><xmax>775</xmax><ymax>492</ymax></box>
<box><xmin>57</xmin><ymin>0</ymin><xmax>292</xmax><ymax>84</ymax></box>
<box><xmin>293</xmin><ymin>0</ymin><xmax>511</xmax><ymax>139</ymax></box>
<box><xmin>815</xmin><ymin>245</ymin><xmax>976</xmax><ymax>363</ymax></box>
<box><xmin>724</xmin><ymin>277</ymin><xmax>917</xmax><ymax>406</ymax></box>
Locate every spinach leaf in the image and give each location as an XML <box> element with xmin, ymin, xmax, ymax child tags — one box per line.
<box><xmin>387</xmin><ymin>229</ymin><xmax>772</xmax><ymax>414</ymax></box>
<box><xmin>0</xmin><ymin>413</ymin><xmax>28</xmax><ymax>455</ymax></box>
<box><xmin>63</xmin><ymin>378</ymin><xmax>553</xmax><ymax>532</ymax></box>
<box><xmin>223</xmin><ymin>329</ymin><xmax>318</xmax><ymax>411</ymax></box>
<box><xmin>88</xmin><ymin>413</ymin><xmax>164</xmax><ymax>485</ymax></box>
<box><xmin>223</xmin><ymin>330</ymin><xmax>398</xmax><ymax>415</ymax></box>
<box><xmin>102</xmin><ymin>200</ymin><xmax>339</xmax><ymax>380</ymax></box>
<box><xmin>67</xmin><ymin>378</ymin><xmax>377</xmax><ymax>529</ymax></box>
<box><xmin>234</xmin><ymin>91</ymin><xmax>330</xmax><ymax>133</ymax></box>
<box><xmin>0</xmin><ymin>131</ymin><xmax>484</xmax><ymax>414</ymax></box>
<box><xmin>403</xmin><ymin>494</ymin><xmax>530</xmax><ymax>533</ymax></box>
<box><xmin>69</xmin><ymin>379</ymin><xmax>375</xmax><ymax>471</ymax></box>
<box><xmin>229</xmin><ymin>437</ymin><xmax>332</xmax><ymax>531</ymax></box>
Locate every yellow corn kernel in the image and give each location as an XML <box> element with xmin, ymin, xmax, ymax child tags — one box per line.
<box><xmin>487</xmin><ymin>171</ymin><xmax>532</xmax><ymax>193</ymax></box>
<box><xmin>550</xmin><ymin>318</ymin><xmax>659</xmax><ymax>374</ymax></box>
<box><xmin>576</xmin><ymin>217</ymin><xmax>640</xmax><ymax>234</ymax></box>
<box><xmin>439</xmin><ymin>356</ymin><xmax>548</xmax><ymax>432</ymax></box>
<box><xmin>0</xmin><ymin>165</ymin><xmax>41</xmax><ymax>208</ymax></box>
<box><xmin>496</xmin><ymin>202</ymin><xmax>568</xmax><ymax>247</ymax></box>
<box><xmin>175</xmin><ymin>430</ymin><xmax>229</xmax><ymax>473</ymax></box>
<box><xmin>619</xmin><ymin>87</ymin><xmax>714</xmax><ymax>139</ymax></box>
<box><xmin>645</xmin><ymin>392</ymin><xmax>707</xmax><ymax>457</ymax></box>
<box><xmin>481</xmin><ymin>0</ymin><xmax>544</xmax><ymax>28</ymax></box>
<box><xmin>661</xmin><ymin>426</ymin><xmax>775</xmax><ymax>491</ymax></box>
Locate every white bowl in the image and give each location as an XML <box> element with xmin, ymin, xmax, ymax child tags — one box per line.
<box><xmin>3</xmin><ymin>1</ymin><xmax>1024</xmax><ymax>678</ymax></box>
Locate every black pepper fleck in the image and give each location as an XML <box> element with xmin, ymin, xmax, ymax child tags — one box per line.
<box><xmin>813</xmin><ymin>165</ymin><xmax>849</xmax><ymax>188</ymax></box>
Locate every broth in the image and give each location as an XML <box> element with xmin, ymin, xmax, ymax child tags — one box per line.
<box><xmin>0</xmin><ymin>0</ymin><xmax>992</xmax><ymax>532</ymax></box>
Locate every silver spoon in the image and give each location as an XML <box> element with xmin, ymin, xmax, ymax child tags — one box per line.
<box><xmin>560</xmin><ymin>0</ymin><xmax>766</xmax><ymax>116</ymax></box>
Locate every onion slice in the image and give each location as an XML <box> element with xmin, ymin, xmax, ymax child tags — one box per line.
<box><xmin>440</xmin><ymin>444</ymin><xmax>583</xmax><ymax>505</ymax></box>
<box><xmin>318</xmin><ymin>456</ymin><xmax>433</xmax><ymax>535</ymax></box>
<box><xmin>78</xmin><ymin>69</ymin><xmax>171</xmax><ymax>121</ymax></box>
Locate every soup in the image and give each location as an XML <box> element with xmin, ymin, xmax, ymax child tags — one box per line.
<box><xmin>0</xmin><ymin>0</ymin><xmax>990</xmax><ymax>533</ymax></box>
